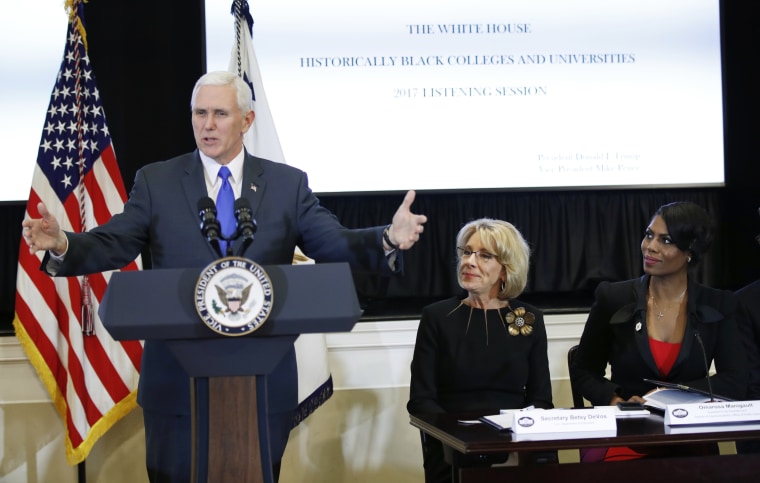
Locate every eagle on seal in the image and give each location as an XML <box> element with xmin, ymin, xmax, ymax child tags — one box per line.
<box><xmin>215</xmin><ymin>283</ymin><xmax>253</xmax><ymax>314</ymax></box>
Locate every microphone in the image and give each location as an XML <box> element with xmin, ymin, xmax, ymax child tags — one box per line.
<box><xmin>234</xmin><ymin>198</ymin><xmax>257</xmax><ymax>241</ymax></box>
<box><xmin>198</xmin><ymin>197</ymin><xmax>222</xmax><ymax>257</ymax></box>
<box><xmin>234</xmin><ymin>198</ymin><xmax>257</xmax><ymax>256</ymax></box>
<box><xmin>694</xmin><ymin>331</ymin><xmax>716</xmax><ymax>402</ymax></box>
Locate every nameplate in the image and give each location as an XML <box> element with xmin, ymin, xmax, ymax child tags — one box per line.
<box><xmin>664</xmin><ymin>400</ymin><xmax>760</xmax><ymax>426</ymax></box>
<box><xmin>512</xmin><ymin>429</ymin><xmax>618</xmax><ymax>442</ymax></box>
<box><xmin>511</xmin><ymin>407</ymin><xmax>617</xmax><ymax>434</ymax></box>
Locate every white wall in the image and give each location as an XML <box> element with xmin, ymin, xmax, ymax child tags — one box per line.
<box><xmin>0</xmin><ymin>314</ymin><xmax>586</xmax><ymax>483</ymax></box>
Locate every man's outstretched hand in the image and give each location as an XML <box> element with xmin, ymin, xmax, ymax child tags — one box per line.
<box><xmin>21</xmin><ymin>201</ymin><xmax>67</xmax><ymax>255</ymax></box>
<box><xmin>387</xmin><ymin>190</ymin><xmax>428</xmax><ymax>250</ymax></box>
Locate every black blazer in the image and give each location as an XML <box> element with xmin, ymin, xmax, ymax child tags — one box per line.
<box><xmin>737</xmin><ymin>279</ymin><xmax>760</xmax><ymax>400</ymax></box>
<box><xmin>43</xmin><ymin>150</ymin><xmax>399</xmax><ymax>416</ymax></box>
<box><xmin>570</xmin><ymin>275</ymin><xmax>747</xmax><ymax>406</ymax></box>
<box><xmin>408</xmin><ymin>296</ymin><xmax>553</xmax><ymax>415</ymax></box>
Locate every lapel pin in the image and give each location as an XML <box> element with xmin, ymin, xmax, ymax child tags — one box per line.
<box><xmin>250</xmin><ymin>183</ymin><xmax>257</xmax><ymax>192</ymax></box>
<box><xmin>635</xmin><ymin>321</ymin><xmax>642</xmax><ymax>332</ymax></box>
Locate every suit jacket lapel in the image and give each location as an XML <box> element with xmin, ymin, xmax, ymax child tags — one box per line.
<box><xmin>229</xmin><ymin>153</ymin><xmax>266</xmax><ymax>254</ymax></box>
<box><xmin>671</xmin><ymin>278</ymin><xmax>700</xmax><ymax>372</ymax></box>
<box><xmin>181</xmin><ymin>151</ymin><xmax>219</xmax><ymax>258</ymax></box>
<box><xmin>632</xmin><ymin>277</ymin><xmax>662</xmax><ymax>376</ymax></box>
<box><xmin>241</xmin><ymin>152</ymin><xmax>266</xmax><ymax>220</ymax></box>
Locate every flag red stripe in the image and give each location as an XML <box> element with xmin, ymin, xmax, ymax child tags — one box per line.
<box><xmin>83</xmin><ymin>333</ymin><xmax>129</xmax><ymax>412</ymax></box>
<box><xmin>100</xmin><ymin>145</ymin><xmax>128</xmax><ymax>199</ymax></box>
<box><xmin>122</xmin><ymin>339</ymin><xmax>143</xmax><ymax>371</ymax></box>
<box><xmin>63</xmin><ymin>192</ymin><xmax>84</xmax><ymax>233</ymax></box>
<box><xmin>84</xmin><ymin>167</ymin><xmax>112</xmax><ymax>226</ymax></box>
<box><xmin>27</xmin><ymin>189</ymin><xmax>42</xmax><ymax>218</ymax></box>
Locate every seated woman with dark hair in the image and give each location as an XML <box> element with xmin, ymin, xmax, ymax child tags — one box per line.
<box><xmin>407</xmin><ymin>218</ymin><xmax>554</xmax><ymax>482</ymax></box>
<box><xmin>570</xmin><ymin>201</ymin><xmax>747</xmax><ymax>461</ymax></box>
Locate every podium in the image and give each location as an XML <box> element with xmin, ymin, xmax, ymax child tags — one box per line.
<box><xmin>99</xmin><ymin>262</ymin><xmax>362</xmax><ymax>483</ymax></box>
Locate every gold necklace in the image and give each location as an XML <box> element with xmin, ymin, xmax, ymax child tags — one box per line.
<box><xmin>650</xmin><ymin>289</ymin><xmax>686</xmax><ymax>320</ymax></box>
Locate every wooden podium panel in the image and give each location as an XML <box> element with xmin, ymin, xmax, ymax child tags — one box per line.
<box><xmin>206</xmin><ymin>376</ymin><xmax>263</xmax><ymax>483</ymax></box>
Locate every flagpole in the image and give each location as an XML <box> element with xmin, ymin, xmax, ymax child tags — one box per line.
<box><xmin>78</xmin><ymin>461</ymin><xmax>86</xmax><ymax>483</ymax></box>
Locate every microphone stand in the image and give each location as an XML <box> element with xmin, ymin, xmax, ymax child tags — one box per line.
<box><xmin>694</xmin><ymin>331</ymin><xmax>716</xmax><ymax>402</ymax></box>
<box><xmin>223</xmin><ymin>236</ymin><xmax>234</xmax><ymax>258</ymax></box>
<box><xmin>217</xmin><ymin>229</ymin><xmax>252</xmax><ymax>258</ymax></box>
<box><xmin>237</xmin><ymin>237</ymin><xmax>253</xmax><ymax>257</ymax></box>
<box><xmin>210</xmin><ymin>239</ymin><xmax>223</xmax><ymax>258</ymax></box>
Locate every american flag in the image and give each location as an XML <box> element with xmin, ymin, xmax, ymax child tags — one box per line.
<box><xmin>228</xmin><ymin>0</ymin><xmax>333</xmax><ymax>426</ymax></box>
<box><xmin>13</xmin><ymin>1</ymin><xmax>142</xmax><ymax>465</ymax></box>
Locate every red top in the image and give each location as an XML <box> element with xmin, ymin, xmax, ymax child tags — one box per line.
<box><xmin>649</xmin><ymin>337</ymin><xmax>681</xmax><ymax>377</ymax></box>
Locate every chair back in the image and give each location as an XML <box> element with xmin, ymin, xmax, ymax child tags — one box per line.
<box><xmin>567</xmin><ymin>344</ymin><xmax>586</xmax><ymax>408</ymax></box>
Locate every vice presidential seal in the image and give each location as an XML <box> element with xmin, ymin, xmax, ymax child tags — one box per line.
<box><xmin>195</xmin><ymin>257</ymin><xmax>273</xmax><ymax>336</ymax></box>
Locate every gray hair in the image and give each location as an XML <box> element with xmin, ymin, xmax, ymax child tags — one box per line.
<box><xmin>190</xmin><ymin>71</ymin><xmax>253</xmax><ymax>114</ymax></box>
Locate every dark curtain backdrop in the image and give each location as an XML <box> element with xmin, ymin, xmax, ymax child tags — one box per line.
<box><xmin>2</xmin><ymin>0</ymin><xmax>758</xmax><ymax>332</ymax></box>
<box><xmin>321</xmin><ymin>188</ymin><xmax>744</xmax><ymax>316</ymax></box>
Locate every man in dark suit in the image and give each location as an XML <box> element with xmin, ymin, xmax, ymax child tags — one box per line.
<box><xmin>21</xmin><ymin>70</ymin><xmax>428</xmax><ymax>482</ymax></box>
<box><xmin>736</xmin><ymin>214</ymin><xmax>760</xmax><ymax>454</ymax></box>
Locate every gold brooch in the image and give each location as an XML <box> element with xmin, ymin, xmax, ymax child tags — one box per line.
<box><xmin>506</xmin><ymin>307</ymin><xmax>535</xmax><ymax>336</ymax></box>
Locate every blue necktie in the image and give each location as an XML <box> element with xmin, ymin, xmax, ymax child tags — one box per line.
<box><xmin>216</xmin><ymin>166</ymin><xmax>235</xmax><ymax>255</ymax></box>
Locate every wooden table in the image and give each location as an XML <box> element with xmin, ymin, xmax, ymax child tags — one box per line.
<box><xmin>410</xmin><ymin>412</ymin><xmax>760</xmax><ymax>482</ymax></box>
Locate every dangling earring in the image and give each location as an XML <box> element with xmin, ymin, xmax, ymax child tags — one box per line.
<box><xmin>687</xmin><ymin>256</ymin><xmax>692</xmax><ymax>263</ymax></box>
<box><xmin>500</xmin><ymin>280</ymin><xmax>506</xmax><ymax>292</ymax></box>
